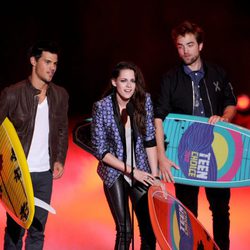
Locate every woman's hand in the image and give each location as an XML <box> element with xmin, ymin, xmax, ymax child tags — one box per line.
<box><xmin>133</xmin><ymin>169</ymin><xmax>155</xmax><ymax>186</ymax></box>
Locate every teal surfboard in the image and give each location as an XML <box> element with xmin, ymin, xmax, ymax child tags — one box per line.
<box><xmin>163</xmin><ymin>113</ymin><xmax>250</xmax><ymax>188</ymax></box>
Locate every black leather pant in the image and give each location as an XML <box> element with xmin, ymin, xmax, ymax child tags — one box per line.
<box><xmin>104</xmin><ymin>175</ymin><xmax>156</xmax><ymax>250</ymax></box>
<box><xmin>175</xmin><ymin>183</ymin><xmax>230</xmax><ymax>250</ymax></box>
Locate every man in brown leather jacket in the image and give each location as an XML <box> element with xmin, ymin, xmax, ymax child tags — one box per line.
<box><xmin>0</xmin><ymin>40</ymin><xmax>69</xmax><ymax>250</ymax></box>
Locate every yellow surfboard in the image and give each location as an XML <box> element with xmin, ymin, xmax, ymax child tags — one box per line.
<box><xmin>0</xmin><ymin>118</ymin><xmax>35</xmax><ymax>229</ymax></box>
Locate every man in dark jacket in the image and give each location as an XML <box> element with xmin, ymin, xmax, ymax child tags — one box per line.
<box><xmin>0</xmin><ymin>40</ymin><xmax>69</xmax><ymax>249</ymax></box>
<box><xmin>154</xmin><ymin>21</ymin><xmax>236</xmax><ymax>250</ymax></box>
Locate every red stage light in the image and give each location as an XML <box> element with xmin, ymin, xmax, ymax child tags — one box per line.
<box><xmin>237</xmin><ymin>94</ymin><xmax>250</xmax><ymax>111</ymax></box>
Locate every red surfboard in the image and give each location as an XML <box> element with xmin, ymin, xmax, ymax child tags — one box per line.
<box><xmin>148</xmin><ymin>183</ymin><xmax>220</xmax><ymax>250</ymax></box>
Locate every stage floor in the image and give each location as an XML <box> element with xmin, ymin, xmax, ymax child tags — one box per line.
<box><xmin>1</xmin><ymin>118</ymin><xmax>250</xmax><ymax>249</ymax></box>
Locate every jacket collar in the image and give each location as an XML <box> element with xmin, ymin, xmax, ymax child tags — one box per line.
<box><xmin>26</xmin><ymin>76</ymin><xmax>53</xmax><ymax>95</ymax></box>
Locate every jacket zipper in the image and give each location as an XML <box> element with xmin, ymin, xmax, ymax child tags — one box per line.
<box><xmin>203</xmin><ymin>79</ymin><xmax>214</xmax><ymax>115</ymax></box>
<box><xmin>191</xmin><ymin>81</ymin><xmax>195</xmax><ymax>114</ymax></box>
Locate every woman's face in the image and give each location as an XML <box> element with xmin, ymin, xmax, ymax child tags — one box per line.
<box><xmin>112</xmin><ymin>69</ymin><xmax>136</xmax><ymax>102</ymax></box>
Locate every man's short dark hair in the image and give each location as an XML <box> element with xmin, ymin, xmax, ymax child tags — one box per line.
<box><xmin>29</xmin><ymin>40</ymin><xmax>60</xmax><ymax>60</ymax></box>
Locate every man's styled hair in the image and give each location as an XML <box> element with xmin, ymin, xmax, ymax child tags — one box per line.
<box><xmin>29</xmin><ymin>40</ymin><xmax>60</xmax><ymax>60</ymax></box>
<box><xmin>171</xmin><ymin>20</ymin><xmax>205</xmax><ymax>45</ymax></box>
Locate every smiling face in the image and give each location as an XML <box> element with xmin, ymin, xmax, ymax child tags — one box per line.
<box><xmin>111</xmin><ymin>69</ymin><xmax>136</xmax><ymax>106</ymax></box>
<box><xmin>176</xmin><ymin>33</ymin><xmax>203</xmax><ymax>69</ymax></box>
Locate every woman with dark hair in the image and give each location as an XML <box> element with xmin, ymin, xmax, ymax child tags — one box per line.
<box><xmin>91</xmin><ymin>61</ymin><xmax>160</xmax><ymax>249</ymax></box>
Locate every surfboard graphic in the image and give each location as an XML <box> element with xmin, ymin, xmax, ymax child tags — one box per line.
<box><xmin>163</xmin><ymin>113</ymin><xmax>250</xmax><ymax>187</ymax></box>
<box><xmin>0</xmin><ymin>118</ymin><xmax>35</xmax><ymax>229</ymax></box>
<box><xmin>148</xmin><ymin>184</ymin><xmax>220</xmax><ymax>250</ymax></box>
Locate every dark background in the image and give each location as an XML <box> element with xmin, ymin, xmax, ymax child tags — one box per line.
<box><xmin>0</xmin><ymin>0</ymin><xmax>249</xmax><ymax>117</ymax></box>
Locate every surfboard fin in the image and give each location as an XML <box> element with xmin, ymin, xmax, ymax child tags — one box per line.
<box><xmin>34</xmin><ymin>197</ymin><xmax>56</xmax><ymax>214</ymax></box>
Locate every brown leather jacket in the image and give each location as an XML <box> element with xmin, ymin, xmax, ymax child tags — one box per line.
<box><xmin>0</xmin><ymin>78</ymin><xmax>69</xmax><ymax>170</ymax></box>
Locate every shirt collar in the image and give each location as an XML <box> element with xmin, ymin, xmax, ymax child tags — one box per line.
<box><xmin>183</xmin><ymin>64</ymin><xmax>204</xmax><ymax>76</ymax></box>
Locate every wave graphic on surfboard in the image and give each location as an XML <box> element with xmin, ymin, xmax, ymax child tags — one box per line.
<box><xmin>178</xmin><ymin>123</ymin><xmax>218</xmax><ymax>181</ymax></box>
<box><xmin>168</xmin><ymin>200</ymin><xmax>194</xmax><ymax>249</ymax></box>
<box><xmin>163</xmin><ymin>113</ymin><xmax>250</xmax><ymax>187</ymax></box>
